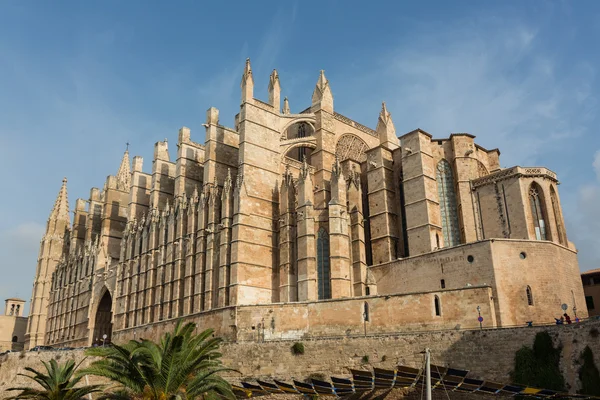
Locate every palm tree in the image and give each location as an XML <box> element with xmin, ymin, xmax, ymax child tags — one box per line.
<box><xmin>7</xmin><ymin>358</ymin><xmax>103</xmax><ymax>400</ymax></box>
<box><xmin>79</xmin><ymin>320</ymin><xmax>236</xmax><ymax>400</ymax></box>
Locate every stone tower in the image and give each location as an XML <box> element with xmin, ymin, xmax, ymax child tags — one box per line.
<box><xmin>25</xmin><ymin>178</ymin><xmax>70</xmax><ymax>349</ymax></box>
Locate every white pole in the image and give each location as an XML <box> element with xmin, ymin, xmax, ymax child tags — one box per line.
<box><xmin>85</xmin><ymin>375</ymin><xmax>93</xmax><ymax>400</ymax></box>
<box><xmin>425</xmin><ymin>348</ymin><xmax>432</xmax><ymax>400</ymax></box>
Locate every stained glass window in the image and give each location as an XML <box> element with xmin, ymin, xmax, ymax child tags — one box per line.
<box><xmin>529</xmin><ymin>183</ymin><xmax>547</xmax><ymax>240</ymax></box>
<box><xmin>436</xmin><ymin>160</ymin><xmax>460</xmax><ymax>247</ymax></box>
<box><xmin>317</xmin><ymin>227</ymin><xmax>331</xmax><ymax>300</ymax></box>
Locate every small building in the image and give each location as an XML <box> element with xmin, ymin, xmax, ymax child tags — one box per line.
<box><xmin>582</xmin><ymin>269</ymin><xmax>600</xmax><ymax>317</ymax></box>
<box><xmin>0</xmin><ymin>298</ymin><xmax>28</xmax><ymax>351</ymax></box>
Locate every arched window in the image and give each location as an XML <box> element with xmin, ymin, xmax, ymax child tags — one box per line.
<box><xmin>440</xmin><ymin>279</ymin><xmax>446</xmax><ymax>289</ymax></box>
<box><xmin>436</xmin><ymin>160</ymin><xmax>460</xmax><ymax>247</ymax></box>
<box><xmin>434</xmin><ymin>295</ymin><xmax>441</xmax><ymax>316</ymax></box>
<box><xmin>529</xmin><ymin>183</ymin><xmax>548</xmax><ymax>240</ymax></box>
<box><xmin>317</xmin><ymin>227</ymin><xmax>331</xmax><ymax>300</ymax></box>
<box><xmin>550</xmin><ymin>186</ymin><xmax>565</xmax><ymax>245</ymax></box>
<box><xmin>363</xmin><ymin>302</ymin><xmax>370</xmax><ymax>322</ymax></box>
<box><xmin>526</xmin><ymin>285</ymin><xmax>534</xmax><ymax>306</ymax></box>
<box><xmin>12</xmin><ymin>336</ymin><xmax>17</xmax><ymax>343</ymax></box>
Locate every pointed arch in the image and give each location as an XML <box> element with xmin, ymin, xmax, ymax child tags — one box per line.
<box><xmin>92</xmin><ymin>288</ymin><xmax>113</xmax><ymax>345</ymax></box>
<box><xmin>434</xmin><ymin>295</ymin><xmax>441</xmax><ymax>316</ymax></box>
<box><xmin>317</xmin><ymin>227</ymin><xmax>331</xmax><ymax>300</ymax></box>
<box><xmin>526</xmin><ymin>285</ymin><xmax>534</xmax><ymax>306</ymax></box>
<box><xmin>529</xmin><ymin>182</ymin><xmax>549</xmax><ymax>241</ymax></box>
<box><xmin>550</xmin><ymin>186</ymin><xmax>566</xmax><ymax>245</ymax></box>
<box><xmin>363</xmin><ymin>302</ymin><xmax>370</xmax><ymax>322</ymax></box>
<box><xmin>436</xmin><ymin>160</ymin><xmax>460</xmax><ymax>247</ymax></box>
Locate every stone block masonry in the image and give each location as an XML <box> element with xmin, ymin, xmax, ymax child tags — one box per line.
<box><xmin>2</xmin><ymin>320</ymin><xmax>600</xmax><ymax>398</ymax></box>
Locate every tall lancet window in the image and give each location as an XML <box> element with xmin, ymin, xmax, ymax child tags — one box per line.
<box><xmin>529</xmin><ymin>183</ymin><xmax>548</xmax><ymax>240</ymax></box>
<box><xmin>436</xmin><ymin>160</ymin><xmax>460</xmax><ymax>247</ymax></box>
<box><xmin>317</xmin><ymin>227</ymin><xmax>331</xmax><ymax>300</ymax></box>
<box><xmin>550</xmin><ymin>186</ymin><xmax>565</xmax><ymax>245</ymax></box>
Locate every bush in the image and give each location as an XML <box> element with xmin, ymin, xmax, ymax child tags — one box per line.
<box><xmin>578</xmin><ymin>346</ymin><xmax>600</xmax><ymax>395</ymax></box>
<box><xmin>510</xmin><ymin>331</ymin><xmax>565</xmax><ymax>391</ymax></box>
<box><xmin>291</xmin><ymin>342</ymin><xmax>305</xmax><ymax>355</ymax></box>
<box><xmin>361</xmin><ymin>355</ymin><xmax>369</xmax><ymax>363</ymax></box>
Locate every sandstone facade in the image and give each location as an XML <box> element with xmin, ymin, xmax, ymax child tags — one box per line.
<box><xmin>25</xmin><ymin>60</ymin><xmax>587</xmax><ymax>349</ymax></box>
<box><xmin>0</xmin><ymin>299</ymin><xmax>27</xmax><ymax>352</ymax></box>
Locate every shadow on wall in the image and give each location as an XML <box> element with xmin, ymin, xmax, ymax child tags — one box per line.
<box><xmin>439</xmin><ymin>320</ymin><xmax>600</xmax><ymax>395</ymax></box>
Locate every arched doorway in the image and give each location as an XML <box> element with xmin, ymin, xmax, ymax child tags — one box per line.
<box><xmin>93</xmin><ymin>290</ymin><xmax>113</xmax><ymax>345</ymax></box>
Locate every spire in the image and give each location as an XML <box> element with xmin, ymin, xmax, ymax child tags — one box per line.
<box><xmin>116</xmin><ymin>148</ymin><xmax>132</xmax><ymax>191</ymax></box>
<box><xmin>376</xmin><ymin>101</ymin><xmax>399</xmax><ymax>150</ymax></box>
<box><xmin>311</xmin><ymin>70</ymin><xmax>333</xmax><ymax>112</ymax></box>
<box><xmin>241</xmin><ymin>58</ymin><xmax>254</xmax><ymax>103</ymax></box>
<box><xmin>48</xmin><ymin>177</ymin><xmax>70</xmax><ymax>223</ymax></box>
<box><xmin>283</xmin><ymin>97</ymin><xmax>291</xmax><ymax>115</ymax></box>
<box><xmin>268</xmin><ymin>69</ymin><xmax>281</xmax><ymax>110</ymax></box>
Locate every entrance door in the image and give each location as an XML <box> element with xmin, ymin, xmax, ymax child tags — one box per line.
<box><xmin>93</xmin><ymin>291</ymin><xmax>113</xmax><ymax>345</ymax></box>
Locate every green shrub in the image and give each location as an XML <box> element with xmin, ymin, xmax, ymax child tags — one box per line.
<box><xmin>578</xmin><ymin>346</ymin><xmax>600</xmax><ymax>395</ymax></box>
<box><xmin>291</xmin><ymin>342</ymin><xmax>305</xmax><ymax>355</ymax></box>
<box><xmin>362</xmin><ymin>355</ymin><xmax>369</xmax><ymax>363</ymax></box>
<box><xmin>510</xmin><ymin>331</ymin><xmax>565</xmax><ymax>391</ymax></box>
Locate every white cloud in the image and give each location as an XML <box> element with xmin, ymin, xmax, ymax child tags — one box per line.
<box><xmin>593</xmin><ymin>150</ymin><xmax>600</xmax><ymax>181</ymax></box>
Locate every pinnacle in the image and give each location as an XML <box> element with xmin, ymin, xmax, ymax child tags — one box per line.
<box><xmin>317</xmin><ymin>70</ymin><xmax>328</xmax><ymax>89</ymax></box>
<box><xmin>49</xmin><ymin>177</ymin><xmax>70</xmax><ymax>223</ymax></box>
<box><xmin>283</xmin><ymin>97</ymin><xmax>291</xmax><ymax>114</ymax></box>
<box><xmin>243</xmin><ymin>58</ymin><xmax>253</xmax><ymax>81</ymax></box>
<box><xmin>116</xmin><ymin>148</ymin><xmax>131</xmax><ymax>191</ymax></box>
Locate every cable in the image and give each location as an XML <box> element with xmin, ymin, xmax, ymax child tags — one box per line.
<box><xmin>435</xmin><ymin>363</ymin><xmax>451</xmax><ymax>400</ymax></box>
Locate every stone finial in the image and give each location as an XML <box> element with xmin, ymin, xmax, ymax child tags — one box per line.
<box><xmin>268</xmin><ymin>69</ymin><xmax>281</xmax><ymax>110</ymax></box>
<box><xmin>376</xmin><ymin>101</ymin><xmax>399</xmax><ymax>150</ymax></box>
<box><xmin>222</xmin><ymin>168</ymin><xmax>233</xmax><ymax>198</ymax></box>
<box><xmin>48</xmin><ymin>177</ymin><xmax>70</xmax><ymax>224</ymax></box>
<box><xmin>299</xmin><ymin>155</ymin><xmax>311</xmax><ymax>182</ymax></box>
<box><xmin>311</xmin><ymin>70</ymin><xmax>333</xmax><ymax>112</ymax></box>
<box><xmin>283</xmin><ymin>97</ymin><xmax>291</xmax><ymax>115</ymax></box>
<box><xmin>331</xmin><ymin>154</ymin><xmax>342</xmax><ymax>180</ymax></box>
<box><xmin>241</xmin><ymin>58</ymin><xmax>254</xmax><ymax>103</ymax></box>
<box><xmin>235</xmin><ymin>170</ymin><xmax>244</xmax><ymax>191</ymax></box>
<box><xmin>115</xmin><ymin>148</ymin><xmax>132</xmax><ymax>191</ymax></box>
<box><xmin>192</xmin><ymin>186</ymin><xmax>199</xmax><ymax>203</ymax></box>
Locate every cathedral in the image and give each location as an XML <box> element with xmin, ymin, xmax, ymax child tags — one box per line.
<box><xmin>25</xmin><ymin>60</ymin><xmax>587</xmax><ymax>349</ymax></box>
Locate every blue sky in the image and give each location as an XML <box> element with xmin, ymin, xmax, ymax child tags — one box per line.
<box><xmin>1</xmin><ymin>1</ymin><xmax>599</xmax><ymax>315</ymax></box>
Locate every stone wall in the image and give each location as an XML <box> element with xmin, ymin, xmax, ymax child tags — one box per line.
<box><xmin>2</xmin><ymin>319</ymin><xmax>600</xmax><ymax>398</ymax></box>
<box><xmin>370</xmin><ymin>239</ymin><xmax>587</xmax><ymax>327</ymax></box>
<box><xmin>0</xmin><ymin>315</ymin><xmax>27</xmax><ymax>352</ymax></box>
<box><xmin>111</xmin><ymin>286</ymin><xmax>495</xmax><ymax>343</ymax></box>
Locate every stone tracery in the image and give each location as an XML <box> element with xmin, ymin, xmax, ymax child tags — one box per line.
<box><xmin>335</xmin><ymin>134</ymin><xmax>368</xmax><ymax>163</ymax></box>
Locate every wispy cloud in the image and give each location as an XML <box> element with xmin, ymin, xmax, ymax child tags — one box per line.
<box><xmin>339</xmin><ymin>18</ymin><xmax>596</xmax><ymax>169</ymax></box>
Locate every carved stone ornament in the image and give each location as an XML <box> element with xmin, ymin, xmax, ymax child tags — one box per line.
<box><xmin>335</xmin><ymin>134</ymin><xmax>368</xmax><ymax>163</ymax></box>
